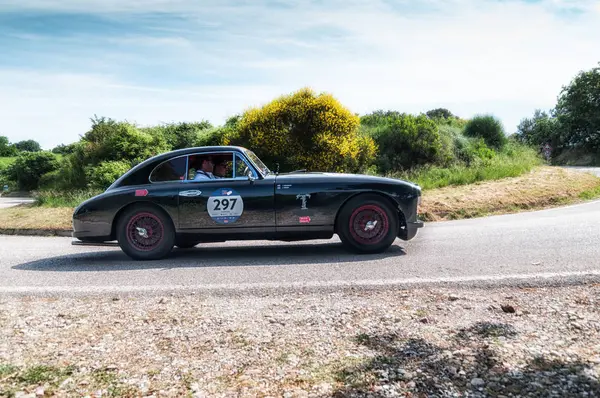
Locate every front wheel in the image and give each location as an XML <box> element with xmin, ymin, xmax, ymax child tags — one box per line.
<box><xmin>336</xmin><ymin>195</ymin><xmax>398</xmax><ymax>254</ymax></box>
<box><xmin>116</xmin><ymin>205</ymin><xmax>175</xmax><ymax>260</ymax></box>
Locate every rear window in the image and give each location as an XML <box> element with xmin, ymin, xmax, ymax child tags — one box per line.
<box><xmin>149</xmin><ymin>157</ymin><xmax>187</xmax><ymax>183</ymax></box>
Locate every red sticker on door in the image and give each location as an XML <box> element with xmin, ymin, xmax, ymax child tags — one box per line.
<box><xmin>299</xmin><ymin>216</ymin><xmax>311</xmax><ymax>223</ymax></box>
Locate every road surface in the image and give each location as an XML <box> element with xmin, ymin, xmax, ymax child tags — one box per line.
<box><xmin>0</xmin><ymin>196</ymin><xmax>34</xmax><ymax>209</ymax></box>
<box><xmin>1</xmin><ymin>198</ymin><xmax>600</xmax><ymax>295</ymax></box>
<box><xmin>563</xmin><ymin>166</ymin><xmax>600</xmax><ymax>177</ymax></box>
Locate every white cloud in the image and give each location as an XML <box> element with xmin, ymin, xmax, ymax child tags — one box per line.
<box><xmin>1</xmin><ymin>0</ymin><xmax>599</xmax><ymax>148</ymax></box>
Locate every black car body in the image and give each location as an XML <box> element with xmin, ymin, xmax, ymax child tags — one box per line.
<box><xmin>72</xmin><ymin>146</ymin><xmax>423</xmax><ymax>260</ymax></box>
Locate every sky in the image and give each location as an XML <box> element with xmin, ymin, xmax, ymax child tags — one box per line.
<box><xmin>0</xmin><ymin>0</ymin><xmax>599</xmax><ymax>149</ymax></box>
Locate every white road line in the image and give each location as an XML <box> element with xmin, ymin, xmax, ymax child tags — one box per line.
<box><xmin>2</xmin><ymin>270</ymin><xmax>600</xmax><ymax>294</ymax></box>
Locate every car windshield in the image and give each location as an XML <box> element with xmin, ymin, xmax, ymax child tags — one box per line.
<box><xmin>244</xmin><ymin>149</ymin><xmax>271</xmax><ymax>176</ymax></box>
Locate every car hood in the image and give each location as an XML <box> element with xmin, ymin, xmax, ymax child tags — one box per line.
<box><xmin>275</xmin><ymin>171</ymin><xmax>421</xmax><ymax>191</ymax></box>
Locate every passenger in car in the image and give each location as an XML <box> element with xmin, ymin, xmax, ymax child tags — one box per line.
<box><xmin>193</xmin><ymin>156</ymin><xmax>216</xmax><ymax>180</ymax></box>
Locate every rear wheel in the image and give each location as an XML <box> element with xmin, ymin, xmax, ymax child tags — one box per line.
<box><xmin>336</xmin><ymin>194</ymin><xmax>398</xmax><ymax>254</ymax></box>
<box><xmin>116</xmin><ymin>205</ymin><xmax>175</xmax><ymax>260</ymax></box>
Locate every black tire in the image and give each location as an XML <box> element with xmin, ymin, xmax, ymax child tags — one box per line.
<box><xmin>116</xmin><ymin>204</ymin><xmax>175</xmax><ymax>260</ymax></box>
<box><xmin>336</xmin><ymin>194</ymin><xmax>398</xmax><ymax>254</ymax></box>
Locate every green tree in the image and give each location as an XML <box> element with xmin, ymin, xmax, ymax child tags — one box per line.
<box><xmin>0</xmin><ymin>136</ymin><xmax>17</xmax><ymax>157</ymax></box>
<box><xmin>426</xmin><ymin>108</ymin><xmax>456</xmax><ymax>120</ymax></box>
<box><xmin>554</xmin><ymin>62</ymin><xmax>600</xmax><ymax>150</ymax></box>
<box><xmin>515</xmin><ymin>110</ymin><xmax>560</xmax><ymax>149</ymax></box>
<box><xmin>463</xmin><ymin>114</ymin><xmax>507</xmax><ymax>150</ymax></box>
<box><xmin>51</xmin><ymin>143</ymin><xmax>77</xmax><ymax>155</ymax></box>
<box><xmin>14</xmin><ymin>139</ymin><xmax>41</xmax><ymax>152</ymax></box>
<box><xmin>55</xmin><ymin>116</ymin><xmax>170</xmax><ymax>189</ymax></box>
<box><xmin>361</xmin><ymin>110</ymin><xmax>445</xmax><ymax>172</ymax></box>
<box><xmin>79</xmin><ymin>116</ymin><xmax>169</xmax><ymax>165</ymax></box>
<box><xmin>230</xmin><ymin>88</ymin><xmax>376</xmax><ymax>173</ymax></box>
<box><xmin>5</xmin><ymin>151</ymin><xmax>59</xmax><ymax>191</ymax></box>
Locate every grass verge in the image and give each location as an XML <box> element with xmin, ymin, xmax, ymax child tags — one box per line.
<box><xmin>32</xmin><ymin>189</ymin><xmax>102</xmax><ymax>208</ymax></box>
<box><xmin>391</xmin><ymin>143</ymin><xmax>543</xmax><ymax>190</ymax></box>
<box><xmin>0</xmin><ymin>206</ymin><xmax>73</xmax><ymax>230</ymax></box>
<box><xmin>420</xmin><ymin>166</ymin><xmax>600</xmax><ymax>221</ymax></box>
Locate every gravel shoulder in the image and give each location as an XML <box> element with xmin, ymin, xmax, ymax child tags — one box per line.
<box><xmin>1</xmin><ymin>284</ymin><xmax>599</xmax><ymax>397</ymax></box>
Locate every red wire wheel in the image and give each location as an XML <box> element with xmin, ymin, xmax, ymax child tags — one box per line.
<box><xmin>126</xmin><ymin>212</ymin><xmax>164</xmax><ymax>251</ymax></box>
<box><xmin>116</xmin><ymin>205</ymin><xmax>175</xmax><ymax>260</ymax></box>
<box><xmin>348</xmin><ymin>204</ymin><xmax>389</xmax><ymax>245</ymax></box>
<box><xmin>336</xmin><ymin>194</ymin><xmax>399</xmax><ymax>254</ymax></box>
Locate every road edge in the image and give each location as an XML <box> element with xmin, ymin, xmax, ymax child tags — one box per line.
<box><xmin>0</xmin><ymin>228</ymin><xmax>71</xmax><ymax>237</ymax></box>
<box><xmin>2</xmin><ymin>270</ymin><xmax>600</xmax><ymax>297</ymax></box>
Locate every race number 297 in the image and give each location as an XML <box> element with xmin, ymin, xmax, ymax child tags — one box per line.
<box><xmin>207</xmin><ymin>189</ymin><xmax>244</xmax><ymax>224</ymax></box>
<box><xmin>212</xmin><ymin>197</ymin><xmax>237</xmax><ymax>211</ymax></box>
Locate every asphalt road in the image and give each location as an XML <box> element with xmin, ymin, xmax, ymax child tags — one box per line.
<box><xmin>563</xmin><ymin>166</ymin><xmax>600</xmax><ymax>177</ymax></box>
<box><xmin>1</xmin><ymin>197</ymin><xmax>600</xmax><ymax>295</ymax></box>
<box><xmin>0</xmin><ymin>196</ymin><xmax>34</xmax><ymax>209</ymax></box>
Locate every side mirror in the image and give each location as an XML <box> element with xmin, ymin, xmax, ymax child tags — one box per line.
<box><xmin>246</xmin><ymin>168</ymin><xmax>255</xmax><ymax>182</ymax></box>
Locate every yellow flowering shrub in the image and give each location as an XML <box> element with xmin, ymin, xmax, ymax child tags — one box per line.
<box><xmin>233</xmin><ymin>88</ymin><xmax>377</xmax><ymax>173</ymax></box>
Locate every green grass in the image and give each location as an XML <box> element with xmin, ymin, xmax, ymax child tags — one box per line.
<box><xmin>33</xmin><ymin>189</ymin><xmax>103</xmax><ymax>208</ymax></box>
<box><xmin>391</xmin><ymin>143</ymin><xmax>543</xmax><ymax>190</ymax></box>
<box><xmin>18</xmin><ymin>365</ymin><xmax>74</xmax><ymax>384</ymax></box>
<box><xmin>0</xmin><ymin>364</ymin><xmax>18</xmax><ymax>377</ymax></box>
<box><xmin>578</xmin><ymin>185</ymin><xmax>600</xmax><ymax>200</ymax></box>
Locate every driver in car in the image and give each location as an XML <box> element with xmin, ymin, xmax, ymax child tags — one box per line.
<box><xmin>214</xmin><ymin>161</ymin><xmax>228</xmax><ymax>178</ymax></box>
<box><xmin>193</xmin><ymin>156</ymin><xmax>216</xmax><ymax>180</ymax></box>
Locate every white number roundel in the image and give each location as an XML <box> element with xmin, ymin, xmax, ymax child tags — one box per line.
<box><xmin>207</xmin><ymin>188</ymin><xmax>244</xmax><ymax>224</ymax></box>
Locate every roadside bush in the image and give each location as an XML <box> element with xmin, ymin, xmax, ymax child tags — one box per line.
<box><xmin>463</xmin><ymin>114</ymin><xmax>507</xmax><ymax>149</ymax></box>
<box><xmin>53</xmin><ymin>117</ymin><xmax>170</xmax><ymax>189</ymax></box>
<box><xmin>86</xmin><ymin>160</ymin><xmax>132</xmax><ymax>190</ymax></box>
<box><xmin>5</xmin><ymin>151</ymin><xmax>59</xmax><ymax>191</ymax></box>
<box><xmin>231</xmin><ymin>87</ymin><xmax>375</xmax><ymax>173</ymax></box>
<box><xmin>143</xmin><ymin>121</ymin><xmax>213</xmax><ymax>150</ymax></box>
<box><xmin>392</xmin><ymin>141</ymin><xmax>542</xmax><ymax>190</ymax></box>
<box><xmin>361</xmin><ymin>111</ymin><xmax>444</xmax><ymax>172</ymax></box>
<box><xmin>42</xmin><ymin>148</ymin><xmax>88</xmax><ymax>190</ymax></box>
<box><xmin>80</xmin><ymin>117</ymin><xmax>169</xmax><ymax>166</ymax></box>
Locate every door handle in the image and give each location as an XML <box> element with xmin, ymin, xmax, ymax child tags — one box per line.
<box><xmin>179</xmin><ymin>190</ymin><xmax>202</xmax><ymax>197</ymax></box>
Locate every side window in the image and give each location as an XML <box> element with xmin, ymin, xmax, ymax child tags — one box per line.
<box><xmin>234</xmin><ymin>154</ymin><xmax>256</xmax><ymax>179</ymax></box>
<box><xmin>149</xmin><ymin>157</ymin><xmax>187</xmax><ymax>183</ymax></box>
<box><xmin>186</xmin><ymin>152</ymin><xmax>235</xmax><ymax>181</ymax></box>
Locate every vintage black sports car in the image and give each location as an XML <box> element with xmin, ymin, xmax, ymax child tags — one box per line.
<box><xmin>72</xmin><ymin>146</ymin><xmax>423</xmax><ymax>260</ymax></box>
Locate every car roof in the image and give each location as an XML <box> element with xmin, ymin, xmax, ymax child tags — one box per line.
<box><xmin>154</xmin><ymin>145</ymin><xmax>248</xmax><ymax>160</ymax></box>
<box><xmin>106</xmin><ymin>145</ymin><xmax>251</xmax><ymax>190</ymax></box>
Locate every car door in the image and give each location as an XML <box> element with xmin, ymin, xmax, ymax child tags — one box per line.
<box><xmin>274</xmin><ymin>175</ymin><xmax>338</xmax><ymax>229</ymax></box>
<box><xmin>178</xmin><ymin>152</ymin><xmax>275</xmax><ymax>231</ymax></box>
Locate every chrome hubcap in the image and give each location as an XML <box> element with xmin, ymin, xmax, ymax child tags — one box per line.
<box><xmin>364</xmin><ymin>220</ymin><xmax>378</xmax><ymax>231</ymax></box>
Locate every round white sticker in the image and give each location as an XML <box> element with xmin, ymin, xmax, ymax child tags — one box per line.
<box><xmin>207</xmin><ymin>188</ymin><xmax>244</xmax><ymax>224</ymax></box>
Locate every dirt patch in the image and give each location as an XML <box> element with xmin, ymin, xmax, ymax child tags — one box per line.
<box><xmin>0</xmin><ymin>205</ymin><xmax>73</xmax><ymax>230</ymax></box>
<box><xmin>0</xmin><ymin>285</ymin><xmax>599</xmax><ymax>397</ymax></box>
<box><xmin>420</xmin><ymin>166</ymin><xmax>600</xmax><ymax>221</ymax></box>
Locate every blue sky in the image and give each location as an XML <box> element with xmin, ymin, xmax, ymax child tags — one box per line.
<box><xmin>1</xmin><ymin>0</ymin><xmax>599</xmax><ymax>149</ymax></box>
